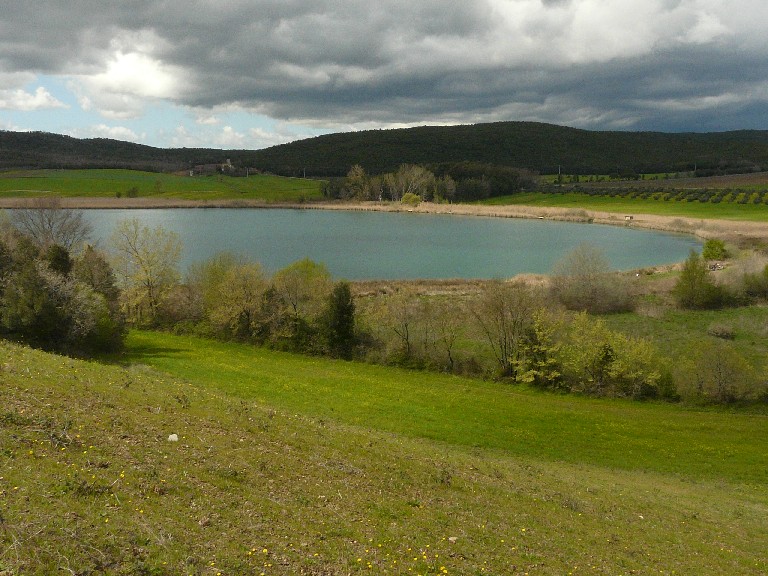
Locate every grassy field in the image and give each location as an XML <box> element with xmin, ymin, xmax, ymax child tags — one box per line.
<box><xmin>600</xmin><ymin>305</ymin><xmax>768</xmax><ymax>372</ymax></box>
<box><xmin>483</xmin><ymin>192</ymin><xmax>768</xmax><ymax>221</ymax></box>
<box><xmin>2</xmin><ymin>336</ymin><xmax>767</xmax><ymax>575</ymax></box>
<box><xmin>120</xmin><ymin>331</ymin><xmax>768</xmax><ymax>485</ymax></box>
<box><xmin>0</xmin><ymin>169</ymin><xmax>323</xmax><ymax>202</ymax></box>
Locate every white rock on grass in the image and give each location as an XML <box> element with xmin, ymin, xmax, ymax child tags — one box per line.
<box><xmin>167</xmin><ymin>433</ymin><xmax>179</xmax><ymax>442</ymax></box>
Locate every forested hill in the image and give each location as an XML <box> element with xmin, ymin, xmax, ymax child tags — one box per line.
<box><xmin>4</xmin><ymin>122</ymin><xmax>768</xmax><ymax>176</ymax></box>
<box><xmin>251</xmin><ymin>123</ymin><xmax>768</xmax><ymax>177</ymax></box>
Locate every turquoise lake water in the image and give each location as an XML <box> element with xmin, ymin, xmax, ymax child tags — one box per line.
<box><xmin>82</xmin><ymin>208</ymin><xmax>701</xmax><ymax>280</ymax></box>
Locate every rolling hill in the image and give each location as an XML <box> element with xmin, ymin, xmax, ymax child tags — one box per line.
<box><xmin>4</xmin><ymin>122</ymin><xmax>768</xmax><ymax>177</ymax></box>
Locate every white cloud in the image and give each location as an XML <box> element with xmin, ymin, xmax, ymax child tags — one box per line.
<box><xmin>87</xmin><ymin>124</ymin><xmax>140</xmax><ymax>141</ymax></box>
<box><xmin>68</xmin><ymin>30</ymin><xmax>189</xmax><ymax>120</ymax></box>
<box><xmin>195</xmin><ymin>114</ymin><xmax>220</xmax><ymax>125</ymax></box>
<box><xmin>3</xmin><ymin>0</ymin><xmax>768</xmax><ymax>140</ymax></box>
<box><xmin>0</xmin><ymin>86</ymin><xmax>67</xmax><ymax>111</ymax></box>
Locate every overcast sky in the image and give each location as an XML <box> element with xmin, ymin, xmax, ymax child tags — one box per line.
<box><xmin>2</xmin><ymin>1</ymin><xmax>767</xmax><ymax>149</ymax></box>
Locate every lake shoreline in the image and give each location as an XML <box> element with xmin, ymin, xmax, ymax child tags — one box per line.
<box><xmin>1</xmin><ymin>196</ymin><xmax>765</xmax><ymax>244</ymax></box>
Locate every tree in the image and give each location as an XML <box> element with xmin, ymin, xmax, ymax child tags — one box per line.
<box><xmin>427</xmin><ymin>298</ymin><xmax>466</xmax><ymax>372</ymax></box>
<box><xmin>11</xmin><ymin>196</ymin><xmax>93</xmax><ymax>250</ymax></box>
<box><xmin>376</xmin><ymin>287</ymin><xmax>423</xmax><ymax>364</ymax></box>
<box><xmin>515</xmin><ymin>310</ymin><xmax>563</xmax><ymax>389</ymax></box>
<box><xmin>558</xmin><ymin>313</ymin><xmax>662</xmax><ymax>398</ymax></box>
<box><xmin>469</xmin><ymin>280</ymin><xmax>542</xmax><ymax>378</ymax></box>
<box><xmin>271</xmin><ymin>258</ymin><xmax>332</xmax><ymax>350</ymax></box>
<box><xmin>672</xmin><ymin>250</ymin><xmax>726</xmax><ymax>309</ymax></box>
<box><xmin>1</xmin><ymin>261</ymin><xmax>67</xmax><ymax>348</ymax></box>
<box><xmin>321</xmin><ymin>281</ymin><xmax>356</xmax><ymax>359</ymax></box>
<box><xmin>1</xmin><ymin>259</ymin><xmax>123</xmax><ymax>354</ymax></box>
<box><xmin>384</xmin><ymin>165</ymin><xmax>436</xmax><ymax>201</ymax></box>
<box><xmin>701</xmin><ymin>238</ymin><xmax>728</xmax><ymax>260</ymax></box>
<box><xmin>73</xmin><ymin>245</ymin><xmax>121</xmax><ymax>305</ymax></box>
<box><xmin>341</xmin><ymin>165</ymin><xmax>371</xmax><ymax>200</ymax></box>
<box><xmin>43</xmin><ymin>244</ymin><xmax>73</xmax><ymax>276</ymax></box>
<box><xmin>109</xmin><ymin>218</ymin><xmax>182</xmax><ymax>325</ymax></box>
<box><xmin>678</xmin><ymin>340</ymin><xmax>757</xmax><ymax>403</ymax></box>
<box><xmin>207</xmin><ymin>262</ymin><xmax>269</xmax><ymax>340</ymax></box>
<box><xmin>550</xmin><ymin>243</ymin><xmax>632</xmax><ymax>313</ymax></box>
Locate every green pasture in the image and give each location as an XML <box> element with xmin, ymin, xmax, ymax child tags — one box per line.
<box><xmin>601</xmin><ymin>305</ymin><xmax>768</xmax><ymax>371</ymax></box>
<box><xmin>484</xmin><ymin>191</ymin><xmax>768</xmax><ymax>220</ymax></box>
<box><xmin>0</xmin><ymin>169</ymin><xmax>323</xmax><ymax>202</ymax></box>
<box><xmin>4</xmin><ymin>338</ymin><xmax>767</xmax><ymax>574</ymax></box>
<box><xmin>121</xmin><ymin>330</ymin><xmax>767</xmax><ymax>486</ymax></box>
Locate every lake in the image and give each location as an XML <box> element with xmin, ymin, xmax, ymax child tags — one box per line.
<box><xmin>82</xmin><ymin>208</ymin><xmax>701</xmax><ymax>280</ymax></box>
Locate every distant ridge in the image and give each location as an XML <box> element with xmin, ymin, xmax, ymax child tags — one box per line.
<box><xmin>4</xmin><ymin>122</ymin><xmax>768</xmax><ymax>176</ymax></box>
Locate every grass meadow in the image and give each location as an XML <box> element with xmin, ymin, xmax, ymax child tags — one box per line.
<box><xmin>482</xmin><ymin>192</ymin><xmax>768</xmax><ymax>221</ymax></box>
<box><xmin>0</xmin><ymin>169</ymin><xmax>324</xmax><ymax>202</ymax></box>
<box><xmin>2</xmin><ymin>335</ymin><xmax>767</xmax><ymax>575</ymax></box>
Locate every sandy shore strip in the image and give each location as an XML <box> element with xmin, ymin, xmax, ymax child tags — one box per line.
<box><xmin>1</xmin><ymin>196</ymin><xmax>766</xmax><ymax>244</ymax></box>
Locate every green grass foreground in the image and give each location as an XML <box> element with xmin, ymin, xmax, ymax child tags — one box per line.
<box><xmin>3</xmin><ymin>335</ymin><xmax>767</xmax><ymax>575</ymax></box>
<box><xmin>0</xmin><ymin>169</ymin><xmax>323</xmax><ymax>202</ymax></box>
<box><xmin>122</xmin><ymin>331</ymin><xmax>767</xmax><ymax>485</ymax></box>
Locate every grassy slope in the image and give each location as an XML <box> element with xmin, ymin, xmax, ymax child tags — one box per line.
<box><xmin>0</xmin><ymin>169</ymin><xmax>323</xmax><ymax>202</ymax></box>
<box><xmin>3</xmin><ymin>338</ymin><xmax>767</xmax><ymax>575</ymax></box>
<box><xmin>122</xmin><ymin>331</ymin><xmax>767</xmax><ymax>485</ymax></box>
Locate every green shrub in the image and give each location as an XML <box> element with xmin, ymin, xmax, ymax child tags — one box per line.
<box><xmin>400</xmin><ymin>192</ymin><xmax>421</xmax><ymax>206</ymax></box>
<box><xmin>702</xmin><ymin>238</ymin><xmax>728</xmax><ymax>260</ymax></box>
<box><xmin>672</xmin><ymin>251</ymin><xmax>728</xmax><ymax>309</ymax></box>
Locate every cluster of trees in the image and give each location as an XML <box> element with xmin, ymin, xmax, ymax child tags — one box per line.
<box><xmin>125</xmin><ymin>237</ymin><xmax>759</xmax><ymax>404</ymax></box>
<box><xmin>323</xmin><ymin>162</ymin><xmax>535</xmax><ymax>202</ymax></box>
<box><xmin>2</xmin><ymin>200</ymin><xmax>764</xmax><ymax>405</ymax></box>
<box><xmin>0</xmin><ymin>204</ymin><xmax>124</xmax><ymax>355</ymax></box>
<box><xmin>102</xmin><ymin>222</ymin><xmax>355</xmax><ymax>359</ymax></box>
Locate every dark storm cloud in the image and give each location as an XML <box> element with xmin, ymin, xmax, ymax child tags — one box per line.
<box><xmin>3</xmin><ymin>0</ymin><xmax>768</xmax><ymax>131</ymax></box>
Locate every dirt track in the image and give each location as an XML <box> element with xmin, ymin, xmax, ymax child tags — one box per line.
<box><xmin>1</xmin><ymin>196</ymin><xmax>766</xmax><ymax>245</ymax></box>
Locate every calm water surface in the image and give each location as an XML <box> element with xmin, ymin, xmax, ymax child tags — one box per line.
<box><xmin>82</xmin><ymin>208</ymin><xmax>701</xmax><ymax>280</ymax></box>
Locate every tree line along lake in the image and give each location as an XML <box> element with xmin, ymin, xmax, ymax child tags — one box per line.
<box><xmin>80</xmin><ymin>208</ymin><xmax>702</xmax><ymax>280</ymax></box>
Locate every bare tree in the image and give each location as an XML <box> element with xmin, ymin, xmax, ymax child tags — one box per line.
<box><xmin>12</xmin><ymin>196</ymin><xmax>93</xmax><ymax>251</ymax></box>
<box><xmin>109</xmin><ymin>217</ymin><xmax>181</xmax><ymax>324</ymax></box>
<box><xmin>469</xmin><ymin>280</ymin><xmax>542</xmax><ymax>378</ymax></box>
<box><xmin>384</xmin><ymin>165</ymin><xmax>436</xmax><ymax>201</ymax></box>
<box><xmin>550</xmin><ymin>243</ymin><xmax>632</xmax><ymax>313</ymax></box>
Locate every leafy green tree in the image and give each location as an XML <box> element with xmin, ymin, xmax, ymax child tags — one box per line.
<box><xmin>701</xmin><ymin>238</ymin><xmax>728</xmax><ymax>260</ymax></box>
<box><xmin>515</xmin><ymin>310</ymin><xmax>563</xmax><ymax>389</ymax></box>
<box><xmin>186</xmin><ymin>252</ymin><xmax>242</xmax><ymax>319</ymax></box>
<box><xmin>272</xmin><ymin>258</ymin><xmax>332</xmax><ymax>350</ymax></box>
<box><xmin>321</xmin><ymin>281</ymin><xmax>356</xmax><ymax>359</ymax></box>
<box><xmin>677</xmin><ymin>340</ymin><xmax>758</xmax><ymax>403</ymax></box>
<box><xmin>672</xmin><ymin>250</ymin><xmax>726</xmax><ymax>309</ymax></box>
<box><xmin>341</xmin><ymin>165</ymin><xmax>371</xmax><ymax>200</ymax></box>
<box><xmin>74</xmin><ymin>245</ymin><xmax>121</xmax><ymax>305</ymax></box>
<box><xmin>1</xmin><ymin>262</ymin><xmax>67</xmax><ymax>348</ymax></box>
<box><xmin>558</xmin><ymin>313</ymin><xmax>662</xmax><ymax>398</ymax></box>
<box><xmin>207</xmin><ymin>263</ymin><xmax>269</xmax><ymax>340</ymax></box>
<box><xmin>43</xmin><ymin>244</ymin><xmax>73</xmax><ymax>276</ymax></box>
